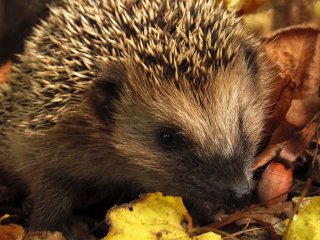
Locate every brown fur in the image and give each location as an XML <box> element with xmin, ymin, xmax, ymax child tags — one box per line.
<box><xmin>0</xmin><ymin>0</ymin><xmax>274</xmax><ymax>235</ymax></box>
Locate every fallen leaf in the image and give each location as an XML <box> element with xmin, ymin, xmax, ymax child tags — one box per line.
<box><xmin>0</xmin><ymin>214</ymin><xmax>10</xmax><ymax>223</ymax></box>
<box><xmin>314</xmin><ymin>1</ymin><xmax>320</xmax><ymax>19</ymax></box>
<box><xmin>254</xmin><ymin>143</ymin><xmax>282</xmax><ymax>169</ymax></box>
<box><xmin>286</xmin><ymin>97</ymin><xmax>320</xmax><ymax>129</ymax></box>
<box><xmin>255</xmin><ymin>26</ymin><xmax>320</xmax><ymax>169</ymax></box>
<box><xmin>286</xmin><ymin>197</ymin><xmax>320</xmax><ymax>240</ymax></box>
<box><xmin>104</xmin><ymin>192</ymin><xmax>221</xmax><ymax>240</ymax></box>
<box><xmin>264</xmin><ymin>26</ymin><xmax>320</xmax><ymax>98</ymax></box>
<box><xmin>254</xmin><ymin>68</ymin><xmax>295</xmax><ymax>169</ymax></box>
<box><xmin>0</xmin><ymin>224</ymin><xmax>24</xmax><ymax>240</ymax></box>
<box><xmin>235</xmin><ymin>201</ymin><xmax>293</xmax><ymax>226</ymax></box>
<box><xmin>271</xmin><ymin>217</ymin><xmax>286</xmax><ymax>236</ymax></box>
<box><xmin>286</xmin><ymin>1</ymin><xmax>315</xmax><ymax>26</ymax></box>
<box><xmin>279</xmin><ymin>115</ymin><xmax>319</xmax><ymax>163</ymax></box>
<box><xmin>264</xmin><ymin>69</ymin><xmax>296</xmax><ymax>136</ymax></box>
<box><xmin>255</xmin><ymin>98</ymin><xmax>319</xmax><ymax>169</ymax></box>
<box><xmin>23</xmin><ymin>231</ymin><xmax>64</xmax><ymax>240</ymax></box>
<box><xmin>255</xmin><ymin>119</ymin><xmax>298</xmax><ymax>169</ymax></box>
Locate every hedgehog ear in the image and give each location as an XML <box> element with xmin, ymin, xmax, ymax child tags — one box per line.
<box><xmin>90</xmin><ymin>64</ymin><xmax>125</xmax><ymax>122</ymax></box>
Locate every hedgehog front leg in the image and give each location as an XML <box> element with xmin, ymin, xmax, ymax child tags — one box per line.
<box><xmin>28</xmin><ymin>183</ymin><xmax>75</xmax><ymax>238</ymax></box>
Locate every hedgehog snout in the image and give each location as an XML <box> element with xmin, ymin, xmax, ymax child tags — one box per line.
<box><xmin>224</xmin><ymin>180</ymin><xmax>252</xmax><ymax>208</ymax></box>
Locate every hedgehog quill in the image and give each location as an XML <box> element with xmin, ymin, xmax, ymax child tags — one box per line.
<box><xmin>0</xmin><ymin>0</ymin><xmax>273</xmax><ymax>235</ymax></box>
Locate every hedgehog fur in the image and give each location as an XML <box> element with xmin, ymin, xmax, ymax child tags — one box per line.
<box><xmin>0</xmin><ymin>0</ymin><xmax>261</xmax><ymax>131</ymax></box>
<box><xmin>0</xmin><ymin>0</ymin><xmax>273</xmax><ymax>234</ymax></box>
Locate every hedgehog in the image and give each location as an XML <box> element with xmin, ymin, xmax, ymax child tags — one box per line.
<box><xmin>0</xmin><ymin>0</ymin><xmax>273</xmax><ymax>235</ymax></box>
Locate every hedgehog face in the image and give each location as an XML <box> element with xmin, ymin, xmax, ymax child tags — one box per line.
<box><xmin>91</xmin><ymin>55</ymin><xmax>270</xmax><ymax>207</ymax></box>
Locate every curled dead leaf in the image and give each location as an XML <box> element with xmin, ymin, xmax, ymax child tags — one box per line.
<box><xmin>255</xmin><ymin>111</ymin><xmax>319</xmax><ymax>169</ymax></box>
<box><xmin>0</xmin><ymin>224</ymin><xmax>24</xmax><ymax>240</ymax></box>
<box><xmin>254</xmin><ymin>70</ymin><xmax>295</xmax><ymax>169</ymax></box>
<box><xmin>279</xmin><ymin>113</ymin><xmax>319</xmax><ymax>164</ymax></box>
<box><xmin>235</xmin><ymin>201</ymin><xmax>293</xmax><ymax>227</ymax></box>
<box><xmin>264</xmin><ymin>68</ymin><xmax>296</xmax><ymax>135</ymax></box>
<box><xmin>263</xmin><ymin>26</ymin><xmax>320</xmax><ymax>98</ymax></box>
<box><xmin>286</xmin><ymin>1</ymin><xmax>316</xmax><ymax>25</ymax></box>
<box><xmin>256</xmin><ymin>25</ymin><xmax>320</xmax><ymax>169</ymax></box>
<box><xmin>286</xmin><ymin>97</ymin><xmax>320</xmax><ymax>128</ymax></box>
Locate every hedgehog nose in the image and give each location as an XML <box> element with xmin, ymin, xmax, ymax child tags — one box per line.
<box><xmin>226</xmin><ymin>183</ymin><xmax>251</xmax><ymax>208</ymax></box>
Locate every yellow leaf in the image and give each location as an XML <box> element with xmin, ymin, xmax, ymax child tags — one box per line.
<box><xmin>194</xmin><ymin>232</ymin><xmax>222</xmax><ymax>240</ymax></box>
<box><xmin>287</xmin><ymin>197</ymin><xmax>320</xmax><ymax>240</ymax></box>
<box><xmin>223</xmin><ymin>0</ymin><xmax>267</xmax><ymax>13</ymax></box>
<box><xmin>314</xmin><ymin>1</ymin><xmax>320</xmax><ymax>19</ymax></box>
<box><xmin>224</xmin><ymin>0</ymin><xmax>245</xmax><ymax>11</ymax></box>
<box><xmin>104</xmin><ymin>192</ymin><xmax>221</xmax><ymax>240</ymax></box>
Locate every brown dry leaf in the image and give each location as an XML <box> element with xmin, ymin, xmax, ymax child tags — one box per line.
<box><xmin>264</xmin><ymin>68</ymin><xmax>296</xmax><ymax>135</ymax></box>
<box><xmin>256</xmin><ymin>100</ymin><xmax>320</xmax><ymax>169</ymax></box>
<box><xmin>286</xmin><ymin>97</ymin><xmax>320</xmax><ymax>128</ymax></box>
<box><xmin>254</xmin><ymin>143</ymin><xmax>281</xmax><ymax>169</ymax></box>
<box><xmin>211</xmin><ymin>201</ymin><xmax>293</xmax><ymax>230</ymax></box>
<box><xmin>264</xmin><ymin>26</ymin><xmax>320</xmax><ymax>98</ymax></box>
<box><xmin>235</xmin><ymin>201</ymin><xmax>293</xmax><ymax>226</ymax></box>
<box><xmin>254</xmin><ymin>67</ymin><xmax>295</xmax><ymax>169</ymax></box>
<box><xmin>253</xmin><ymin>41</ymin><xmax>295</xmax><ymax>169</ymax></box>
<box><xmin>286</xmin><ymin>0</ymin><xmax>317</xmax><ymax>25</ymax></box>
<box><xmin>255</xmin><ymin>113</ymin><xmax>297</xmax><ymax>169</ymax></box>
<box><xmin>23</xmin><ymin>232</ymin><xmax>65</xmax><ymax>240</ymax></box>
<box><xmin>0</xmin><ymin>61</ymin><xmax>11</xmax><ymax>83</ymax></box>
<box><xmin>0</xmin><ymin>214</ymin><xmax>10</xmax><ymax>223</ymax></box>
<box><xmin>0</xmin><ymin>224</ymin><xmax>24</xmax><ymax>240</ymax></box>
<box><xmin>255</xmin><ymin>115</ymin><xmax>318</xmax><ymax>205</ymax></box>
<box><xmin>255</xmin><ymin>25</ymin><xmax>320</xmax><ymax>169</ymax></box>
<box><xmin>279</xmin><ymin>114</ymin><xmax>319</xmax><ymax>163</ymax></box>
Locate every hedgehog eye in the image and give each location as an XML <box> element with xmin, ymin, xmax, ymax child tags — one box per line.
<box><xmin>158</xmin><ymin>127</ymin><xmax>183</xmax><ymax>149</ymax></box>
